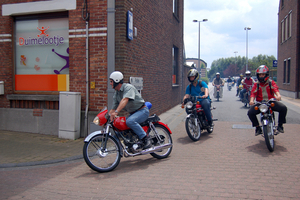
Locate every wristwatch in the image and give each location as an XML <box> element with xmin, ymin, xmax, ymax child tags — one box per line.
<box><xmin>114</xmin><ymin>110</ymin><xmax>119</xmax><ymax>113</ymax></box>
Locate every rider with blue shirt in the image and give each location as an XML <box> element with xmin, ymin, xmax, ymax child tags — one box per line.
<box><xmin>182</xmin><ymin>69</ymin><xmax>213</xmax><ymax>128</ymax></box>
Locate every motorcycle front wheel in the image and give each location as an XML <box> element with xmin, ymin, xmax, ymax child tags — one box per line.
<box><xmin>149</xmin><ymin>123</ymin><xmax>173</xmax><ymax>159</ymax></box>
<box><xmin>263</xmin><ymin>120</ymin><xmax>275</xmax><ymax>152</ymax></box>
<box><xmin>185</xmin><ymin>115</ymin><xmax>201</xmax><ymax>141</ymax></box>
<box><xmin>83</xmin><ymin>134</ymin><xmax>121</xmax><ymax>172</ymax></box>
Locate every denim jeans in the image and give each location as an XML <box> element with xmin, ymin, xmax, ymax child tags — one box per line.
<box><xmin>126</xmin><ymin>107</ymin><xmax>149</xmax><ymax>139</ymax></box>
<box><xmin>201</xmin><ymin>99</ymin><xmax>212</xmax><ymax>123</ymax></box>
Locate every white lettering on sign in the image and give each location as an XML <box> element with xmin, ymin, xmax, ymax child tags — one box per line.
<box><xmin>130</xmin><ymin>77</ymin><xmax>143</xmax><ymax>90</ymax></box>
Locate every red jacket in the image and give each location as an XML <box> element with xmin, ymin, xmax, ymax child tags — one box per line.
<box><xmin>242</xmin><ymin>77</ymin><xmax>254</xmax><ymax>90</ymax></box>
<box><xmin>250</xmin><ymin>80</ymin><xmax>279</xmax><ymax>102</ymax></box>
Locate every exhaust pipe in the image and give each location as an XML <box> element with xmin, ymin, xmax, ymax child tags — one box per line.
<box><xmin>124</xmin><ymin>143</ymin><xmax>172</xmax><ymax>157</ymax></box>
<box><xmin>141</xmin><ymin>143</ymin><xmax>173</xmax><ymax>155</ymax></box>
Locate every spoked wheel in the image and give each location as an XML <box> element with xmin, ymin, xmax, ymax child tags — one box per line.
<box><xmin>263</xmin><ymin>120</ymin><xmax>275</xmax><ymax>152</ymax></box>
<box><xmin>83</xmin><ymin>135</ymin><xmax>121</xmax><ymax>172</ymax></box>
<box><xmin>185</xmin><ymin>116</ymin><xmax>201</xmax><ymax>141</ymax></box>
<box><xmin>149</xmin><ymin>123</ymin><xmax>173</xmax><ymax>159</ymax></box>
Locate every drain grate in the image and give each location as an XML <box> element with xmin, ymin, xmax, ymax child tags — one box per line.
<box><xmin>232</xmin><ymin>124</ymin><xmax>255</xmax><ymax>129</ymax></box>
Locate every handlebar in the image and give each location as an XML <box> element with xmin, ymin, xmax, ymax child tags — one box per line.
<box><xmin>255</xmin><ymin>98</ymin><xmax>277</xmax><ymax>105</ymax></box>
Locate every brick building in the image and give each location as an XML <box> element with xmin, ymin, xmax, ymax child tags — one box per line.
<box><xmin>277</xmin><ymin>0</ymin><xmax>300</xmax><ymax>98</ymax></box>
<box><xmin>0</xmin><ymin>0</ymin><xmax>184</xmax><ymax>137</ymax></box>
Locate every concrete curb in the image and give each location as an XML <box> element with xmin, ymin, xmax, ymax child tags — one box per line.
<box><xmin>0</xmin><ymin>155</ymin><xmax>83</xmax><ymax>168</ymax></box>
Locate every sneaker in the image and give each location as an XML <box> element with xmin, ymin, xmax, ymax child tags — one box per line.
<box><xmin>255</xmin><ymin>126</ymin><xmax>262</xmax><ymax>136</ymax></box>
<box><xmin>277</xmin><ymin>125</ymin><xmax>284</xmax><ymax>133</ymax></box>
<box><xmin>142</xmin><ymin>135</ymin><xmax>151</xmax><ymax>149</ymax></box>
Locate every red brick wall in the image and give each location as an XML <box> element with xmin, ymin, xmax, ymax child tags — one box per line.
<box><xmin>115</xmin><ymin>0</ymin><xmax>184</xmax><ymax>115</ymax></box>
<box><xmin>0</xmin><ymin>0</ymin><xmax>14</xmax><ymax>108</ymax></box>
<box><xmin>277</xmin><ymin>0</ymin><xmax>299</xmax><ymax>94</ymax></box>
<box><xmin>68</xmin><ymin>0</ymin><xmax>108</xmax><ymax>111</ymax></box>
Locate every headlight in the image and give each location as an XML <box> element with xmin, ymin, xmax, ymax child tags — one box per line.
<box><xmin>259</xmin><ymin>104</ymin><xmax>268</xmax><ymax>113</ymax></box>
<box><xmin>93</xmin><ymin>116</ymin><xmax>99</xmax><ymax>125</ymax></box>
<box><xmin>186</xmin><ymin>101</ymin><xmax>193</xmax><ymax>109</ymax></box>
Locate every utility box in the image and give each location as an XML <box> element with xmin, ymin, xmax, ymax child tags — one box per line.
<box><xmin>0</xmin><ymin>81</ymin><xmax>4</xmax><ymax>95</ymax></box>
<box><xmin>59</xmin><ymin>92</ymin><xmax>81</xmax><ymax>140</ymax></box>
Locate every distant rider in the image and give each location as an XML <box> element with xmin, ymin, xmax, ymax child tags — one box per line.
<box><xmin>109</xmin><ymin>71</ymin><xmax>151</xmax><ymax>149</ymax></box>
<box><xmin>247</xmin><ymin>65</ymin><xmax>287</xmax><ymax>135</ymax></box>
<box><xmin>236</xmin><ymin>74</ymin><xmax>244</xmax><ymax>96</ymax></box>
<box><xmin>182</xmin><ymin>69</ymin><xmax>213</xmax><ymax>128</ymax></box>
<box><xmin>240</xmin><ymin>70</ymin><xmax>255</xmax><ymax>101</ymax></box>
<box><xmin>212</xmin><ymin>72</ymin><xmax>225</xmax><ymax>98</ymax></box>
<box><xmin>227</xmin><ymin>76</ymin><xmax>234</xmax><ymax>87</ymax></box>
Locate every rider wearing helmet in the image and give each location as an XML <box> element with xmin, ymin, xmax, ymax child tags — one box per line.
<box><xmin>240</xmin><ymin>70</ymin><xmax>255</xmax><ymax>101</ymax></box>
<box><xmin>109</xmin><ymin>71</ymin><xmax>151</xmax><ymax>149</ymax></box>
<box><xmin>247</xmin><ymin>65</ymin><xmax>287</xmax><ymax>135</ymax></box>
<box><xmin>236</xmin><ymin>74</ymin><xmax>244</xmax><ymax>96</ymax></box>
<box><xmin>182</xmin><ymin>69</ymin><xmax>213</xmax><ymax>128</ymax></box>
<box><xmin>212</xmin><ymin>72</ymin><xmax>225</xmax><ymax>98</ymax></box>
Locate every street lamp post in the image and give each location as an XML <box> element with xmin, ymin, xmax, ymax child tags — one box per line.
<box><xmin>193</xmin><ymin>19</ymin><xmax>208</xmax><ymax>76</ymax></box>
<box><xmin>234</xmin><ymin>51</ymin><xmax>238</xmax><ymax>75</ymax></box>
<box><xmin>244</xmin><ymin>27</ymin><xmax>251</xmax><ymax>71</ymax></box>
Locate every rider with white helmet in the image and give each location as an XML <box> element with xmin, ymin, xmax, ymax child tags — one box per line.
<box><xmin>109</xmin><ymin>71</ymin><xmax>151</xmax><ymax>149</ymax></box>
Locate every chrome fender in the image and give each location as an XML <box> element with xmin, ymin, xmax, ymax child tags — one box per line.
<box><xmin>84</xmin><ymin>130</ymin><xmax>103</xmax><ymax>142</ymax></box>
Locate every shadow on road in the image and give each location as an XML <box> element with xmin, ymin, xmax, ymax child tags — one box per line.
<box><xmin>246</xmin><ymin>139</ymin><xmax>288</xmax><ymax>157</ymax></box>
<box><xmin>176</xmin><ymin>131</ymin><xmax>213</xmax><ymax>145</ymax></box>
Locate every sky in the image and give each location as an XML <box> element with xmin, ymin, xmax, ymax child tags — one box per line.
<box><xmin>184</xmin><ymin>0</ymin><xmax>279</xmax><ymax>69</ymax></box>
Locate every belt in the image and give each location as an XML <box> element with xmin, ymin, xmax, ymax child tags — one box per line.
<box><xmin>130</xmin><ymin>103</ymin><xmax>146</xmax><ymax>115</ymax></box>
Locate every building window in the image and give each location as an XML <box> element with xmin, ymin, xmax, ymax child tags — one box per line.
<box><xmin>172</xmin><ymin>46</ymin><xmax>178</xmax><ymax>84</ymax></box>
<box><xmin>283</xmin><ymin>60</ymin><xmax>286</xmax><ymax>83</ymax></box>
<box><xmin>287</xmin><ymin>59</ymin><xmax>291</xmax><ymax>84</ymax></box>
<box><xmin>281</xmin><ymin>20</ymin><xmax>284</xmax><ymax>43</ymax></box>
<box><xmin>289</xmin><ymin>11</ymin><xmax>292</xmax><ymax>38</ymax></box>
<box><xmin>173</xmin><ymin>0</ymin><xmax>179</xmax><ymax>18</ymax></box>
<box><xmin>281</xmin><ymin>0</ymin><xmax>284</xmax><ymax>8</ymax></box>
<box><xmin>285</xmin><ymin>16</ymin><xmax>288</xmax><ymax>41</ymax></box>
<box><xmin>14</xmin><ymin>14</ymin><xmax>69</xmax><ymax>92</ymax></box>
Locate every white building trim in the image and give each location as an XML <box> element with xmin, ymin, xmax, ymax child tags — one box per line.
<box><xmin>2</xmin><ymin>0</ymin><xmax>76</xmax><ymax>16</ymax></box>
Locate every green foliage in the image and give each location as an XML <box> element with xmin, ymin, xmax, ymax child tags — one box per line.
<box><xmin>207</xmin><ymin>54</ymin><xmax>277</xmax><ymax>80</ymax></box>
<box><xmin>201</xmin><ymin>63</ymin><xmax>205</xmax><ymax>69</ymax></box>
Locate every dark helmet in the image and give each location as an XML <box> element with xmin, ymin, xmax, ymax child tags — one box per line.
<box><xmin>187</xmin><ymin>69</ymin><xmax>199</xmax><ymax>83</ymax></box>
<box><xmin>256</xmin><ymin>65</ymin><xmax>269</xmax><ymax>83</ymax></box>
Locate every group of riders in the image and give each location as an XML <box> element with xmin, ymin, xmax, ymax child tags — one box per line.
<box><xmin>108</xmin><ymin>64</ymin><xmax>287</xmax><ymax>150</ymax></box>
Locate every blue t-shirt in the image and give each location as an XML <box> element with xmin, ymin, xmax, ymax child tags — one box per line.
<box><xmin>185</xmin><ymin>80</ymin><xmax>211</xmax><ymax>102</ymax></box>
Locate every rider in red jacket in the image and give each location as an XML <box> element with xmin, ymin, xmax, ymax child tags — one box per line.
<box><xmin>239</xmin><ymin>70</ymin><xmax>255</xmax><ymax>101</ymax></box>
<box><xmin>247</xmin><ymin>65</ymin><xmax>287</xmax><ymax>136</ymax></box>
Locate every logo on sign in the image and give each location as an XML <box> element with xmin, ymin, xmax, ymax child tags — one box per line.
<box><xmin>19</xmin><ymin>26</ymin><xmax>65</xmax><ymax>47</ymax></box>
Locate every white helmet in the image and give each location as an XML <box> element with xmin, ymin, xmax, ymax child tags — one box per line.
<box><xmin>110</xmin><ymin>71</ymin><xmax>124</xmax><ymax>88</ymax></box>
<box><xmin>110</xmin><ymin>71</ymin><xmax>123</xmax><ymax>83</ymax></box>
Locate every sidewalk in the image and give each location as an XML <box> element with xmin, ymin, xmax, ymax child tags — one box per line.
<box><xmin>0</xmin><ymin>105</ymin><xmax>186</xmax><ymax>168</ymax></box>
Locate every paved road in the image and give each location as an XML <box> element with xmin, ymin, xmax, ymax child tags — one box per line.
<box><xmin>1</xmin><ymin>83</ymin><xmax>300</xmax><ymax>199</ymax></box>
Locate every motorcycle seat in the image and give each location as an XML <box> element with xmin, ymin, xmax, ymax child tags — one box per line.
<box><xmin>140</xmin><ymin>114</ymin><xmax>160</xmax><ymax>126</ymax></box>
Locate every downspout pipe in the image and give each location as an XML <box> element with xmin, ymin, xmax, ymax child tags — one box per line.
<box><xmin>107</xmin><ymin>0</ymin><xmax>115</xmax><ymax>110</ymax></box>
<box><xmin>82</xmin><ymin>0</ymin><xmax>89</xmax><ymax>137</ymax></box>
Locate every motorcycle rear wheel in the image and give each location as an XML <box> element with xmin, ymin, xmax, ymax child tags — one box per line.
<box><xmin>149</xmin><ymin>123</ymin><xmax>173</xmax><ymax>159</ymax></box>
<box><xmin>83</xmin><ymin>135</ymin><xmax>121</xmax><ymax>172</ymax></box>
<box><xmin>263</xmin><ymin>120</ymin><xmax>275</xmax><ymax>152</ymax></box>
<box><xmin>185</xmin><ymin>116</ymin><xmax>201</xmax><ymax>141</ymax></box>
